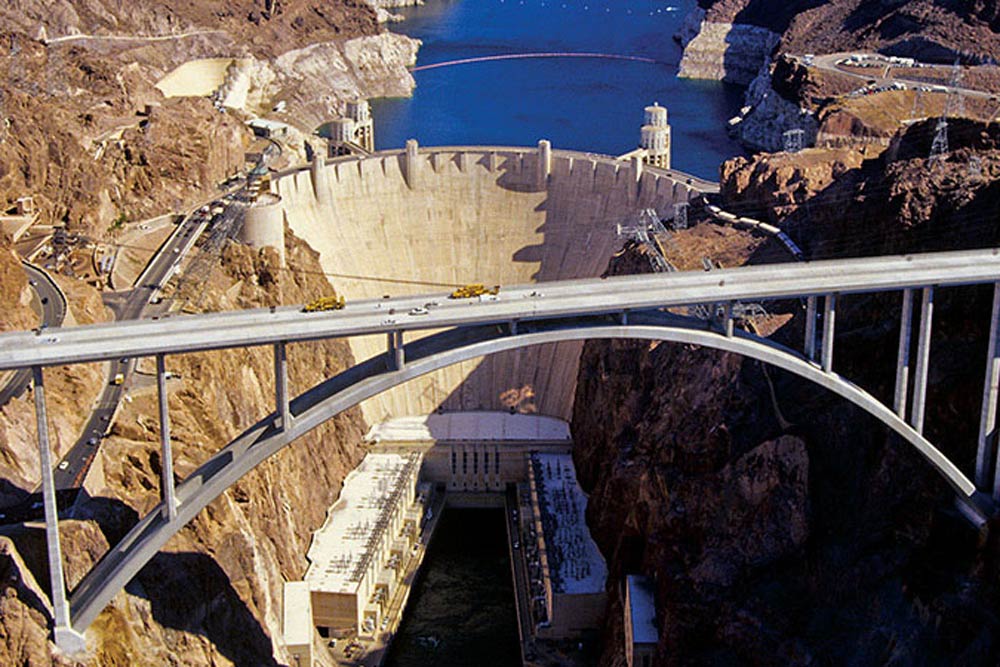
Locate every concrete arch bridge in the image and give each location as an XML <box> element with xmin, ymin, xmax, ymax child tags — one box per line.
<box><xmin>3</xmin><ymin>248</ymin><xmax>1000</xmax><ymax>650</ymax></box>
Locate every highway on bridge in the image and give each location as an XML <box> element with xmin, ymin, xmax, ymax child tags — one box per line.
<box><xmin>1</xmin><ymin>247</ymin><xmax>998</xmax><ymax>371</ymax></box>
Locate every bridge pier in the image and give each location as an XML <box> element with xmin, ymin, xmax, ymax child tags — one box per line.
<box><xmin>821</xmin><ymin>294</ymin><xmax>836</xmax><ymax>373</ymax></box>
<box><xmin>980</xmin><ymin>283</ymin><xmax>1000</xmax><ymax>494</ymax></box>
<box><xmin>388</xmin><ymin>331</ymin><xmax>405</xmax><ymax>370</ymax></box>
<box><xmin>723</xmin><ymin>301</ymin><xmax>734</xmax><ymax>338</ymax></box>
<box><xmin>894</xmin><ymin>289</ymin><xmax>914</xmax><ymax>419</ymax></box>
<box><xmin>274</xmin><ymin>342</ymin><xmax>291</xmax><ymax>431</ymax></box>
<box><xmin>804</xmin><ymin>296</ymin><xmax>817</xmax><ymax>360</ymax></box>
<box><xmin>911</xmin><ymin>287</ymin><xmax>934</xmax><ymax>434</ymax></box>
<box><xmin>156</xmin><ymin>354</ymin><xmax>178</xmax><ymax>522</ymax></box>
<box><xmin>32</xmin><ymin>367</ymin><xmax>85</xmax><ymax>653</ymax></box>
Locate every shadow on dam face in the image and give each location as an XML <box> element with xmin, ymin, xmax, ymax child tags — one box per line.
<box><xmin>276</xmin><ymin>146</ymin><xmax>692</xmax><ymax>423</ymax></box>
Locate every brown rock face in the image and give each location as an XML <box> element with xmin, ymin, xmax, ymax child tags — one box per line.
<box><xmin>698</xmin><ymin>0</ymin><xmax>1000</xmax><ymax>63</ymax></box>
<box><xmin>0</xmin><ymin>232</ymin><xmax>368</xmax><ymax>665</ymax></box>
<box><xmin>579</xmin><ymin>127</ymin><xmax>1000</xmax><ymax>664</ymax></box>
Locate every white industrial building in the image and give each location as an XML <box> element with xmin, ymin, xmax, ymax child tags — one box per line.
<box><xmin>526</xmin><ymin>452</ymin><xmax>608</xmax><ymax>638</ymax></box>
<box><xmin>282</xmin><ymin>452</ymin><xmax>429</xmax><ymax>661</ymax></box>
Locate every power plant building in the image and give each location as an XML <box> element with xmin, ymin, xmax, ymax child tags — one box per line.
<box><xmin>367</xmin><ymin>412</ymin><xmax>572</xmax><ymax>492</ymax></box>
<box><xmin>283</xmin><ymin>452</ymin><xmax>428</xmax><ymax>657</ymax></box>
<box><xmin>527</xmin><ymin>452</ymin><xmax>608</xmax><ymax>638</ymax></box>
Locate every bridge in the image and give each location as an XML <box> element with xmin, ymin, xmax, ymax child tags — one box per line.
<box><xmin>3</xmin><ymin>247</ymin><xmax>1000</xmax><ymax>651</ymax></box>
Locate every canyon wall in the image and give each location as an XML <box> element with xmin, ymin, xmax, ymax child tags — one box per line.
<box><xmin>0</xmin><ymin>233</ymin><xmax>370</xmax><ymax>666</ymax></box>
<box><xmin>677</xmin><ymin>18</ymin><xmax>778</xmax><ymax>86</ymax></box>
<box><xmin>574</xmin><ymin>122</ymin><xmax>1000</xmax><ymax>665</ymax></box>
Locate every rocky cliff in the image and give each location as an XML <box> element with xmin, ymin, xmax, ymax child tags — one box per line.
<box><xmin>0</xmin><ymin>0</ymin><xmax>417</xmax><ymax>237</ymax></box>
<box><xmin>677</xmin><ymin>11</ymin><xmax>778</xmax><ymax>86</ymax></box>
<box><xmin>575</xmin><ymin>124</ymin><xmax>1000</xmax><ymax>665</ymax></box>
<box><xmin>0</xmin><ymin>231</ymin><xmax>369</xmax><ymax>665</ymax></box>
<box><xmin>679</xmin><ymin>1</ymin><xmax>1000</xmax><ymax>153</ymax></box>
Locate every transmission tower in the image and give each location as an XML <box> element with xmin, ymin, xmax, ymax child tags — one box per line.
<box><xmin>930</xmin><ymin>59</ymin><xmax>965</xmax><ymax>166</ymax></box>
<box><xmin>616</xmin><ymin>208</ymin><xmax>673</xmax><ymax>273</ymax></box>
<box><xmin>783</xmin><ymin>129</ymin><xmax>804</xmax><ymax>154</ymax></box>
<box><xmin>693</xmin><ymin>258</ymin><xmax>769</xmax><ymax>323</ymax></box>
<box><xmin>670</xmin><ymin>201</ymin><xmax>689</xmax><ymax>231</ymax></box>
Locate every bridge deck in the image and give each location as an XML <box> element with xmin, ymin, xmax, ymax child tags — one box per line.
<box><xmin>0</xmin><ymin>248</ymin><xmax>997</xmax><ymax>370</ymax></box>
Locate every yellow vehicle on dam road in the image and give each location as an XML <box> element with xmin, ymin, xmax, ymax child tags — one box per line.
<box><xmin>302</xmin><ymin>295</ymin><xmax>346</xmax><ymax>312</ymax></box>
<box><xmin>449</xmin><ymin>283</ymin><xmax>500</xmax><ymax>299</ymax></box>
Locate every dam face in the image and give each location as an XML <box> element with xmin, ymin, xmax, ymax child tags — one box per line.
<box><xmin>273</xmin><ymin>144</ymin><xmax>695</xmax><ymax>422</ymax></box>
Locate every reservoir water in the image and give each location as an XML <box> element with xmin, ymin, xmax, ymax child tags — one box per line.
<box><xmin>373</xmin><ymin>0</ymin><xmax>746</xmax><ymax>180</ymax></box>
<box><xmin>384</xmin><ymin>508</ymin><xmax>520</xmax><ymax>667</ymax></box>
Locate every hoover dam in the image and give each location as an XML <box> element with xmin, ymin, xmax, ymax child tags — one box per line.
<box><xmin>270</xmin><ymin>141</ymin><xmax>703</xmax><ymax>424</ymax></box>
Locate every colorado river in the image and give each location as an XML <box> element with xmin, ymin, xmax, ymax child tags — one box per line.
<box><xmin>373</xmin><ymin>0</ymin><xmax>745</xmax><ymax>180</ymax></box>
<box><xmin>384</xmin><ymin>508</ymin><xmax>520</xmax><ymax>667</ymax></box>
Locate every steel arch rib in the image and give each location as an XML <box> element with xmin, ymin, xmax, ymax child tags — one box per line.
<box><xmin>68</xmin><ymin>313</ymin><xmax>979</xmax><ymax>630</ymax></box>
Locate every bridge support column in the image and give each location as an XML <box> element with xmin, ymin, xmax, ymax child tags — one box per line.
<box><xmin>274</xmin><ymin>342</ymin><xmax>291</xmax><ymax>431</ymax></box>
<box><xmin>510</xmin><ymin>320</ymin><xmax>519</xmax><ymax>336</ymax></box>
<box><xmin>894</xmin><ymin>289</ymin><xmax>914</xmax><ymax>419</ymax></box>
<box><xmin>388</xmin><ymin>331</ymin><xmax>405</xmax><ymax>370</ymax></box>
<box><xmin>156</xmin><ymin>354</ymin><xmax>178</xmax><ymax>522</ymax></box>
<box><xmin>820</xmin><ymin>294</ymin><xmax>836</xmax><ymax>373</ymax></box>
<box><xmin>911</xmin><ymin>287</ymin><xmax>934</xmax><ymax>434</ymax></box>
<box><xmin>32</xmin><ymin>367</ymin><xmax>84</xmax><ymax>653</ymax></box>
<box><xmin>537</xmin><ymin>140</ymin><xmax>551</xmax><ymax>191</ymax></box>
<box><xmin>723</xmin><ymin>301</ymin><xmax>734</xmax><ymax>338</ymax></box>
<box><xmin>804</xmin><ymin>296</ymin><xmax>817</xmax><ymax>360</ymax></box>
<box><xmin>979</xmin><ymin>283</ymin><xmax>1000</xmax><ymax>490</ymax></box>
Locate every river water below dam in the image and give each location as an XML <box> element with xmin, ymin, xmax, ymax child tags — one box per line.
<box><xmin>373</xmin><ymin>0</ymin><xmax>746</xmax><ymax>181</ymax></box>
<box><xmin>384</xmin><ymin>508</ymin><xmax>521</xmax><ymax>667</ymax></box>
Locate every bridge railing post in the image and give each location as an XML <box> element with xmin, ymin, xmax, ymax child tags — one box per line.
<box><xmin>156</xmin><ymin>354</ymin><xmax>178</xmax><ymax>522</ymax></box>
<box><xmin>910</xmin><ymin>286</ymin><xmax>934</xmax><ymax>434</ymax></box>
<box><xmin>32</xmin><ymin>366</ymin><xmax>84</xmax><ymax>652</ymax></box>
<box><xmin>724</xmin><ymin>301</ymin><xmax>734</xmax><ymax>338</ymax></box>
<box><xmin>980</xmin><ymin>283</ymin><xmax>1000</xmax><ymax>491</ymax></box>
<box><xmin>274</xmin><ymin>341</ymin><xmax>291</xmax><ymax>431</ymax></box>
<box><xmin>894</xmin><ymin>289</ymin><xmax>914</xmax><ymax>419</ymax></box>
<box><xmin>804</xmin><ymin>296</ymin><xmax>817</xmax><ymax>360</ymax></box>
<box><xmin>821</xmin><ymin>293</ymin><xmax>837</xmax><ymax>373</ymax></box>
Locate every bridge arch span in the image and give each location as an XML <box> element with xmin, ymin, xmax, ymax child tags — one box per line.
<box><xmin>69</xmin><ymin>312</ymin><xmax>982</xmax><ymax>632</ymax></box>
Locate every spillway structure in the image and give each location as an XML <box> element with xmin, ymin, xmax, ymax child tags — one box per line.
<box><xmin>268</xmin><ymin>140</ymin><xmax>707</xmax><ymax>425</ymax></box>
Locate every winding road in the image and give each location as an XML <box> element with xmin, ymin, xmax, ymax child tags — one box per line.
<box><xmin>0</xmin><ymin>264</ymin><xmax>66</xmax><ymax>407</ymax></box>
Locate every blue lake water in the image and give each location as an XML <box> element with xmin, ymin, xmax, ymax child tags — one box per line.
<box><xmin>372</xmin><ymin>0</ymin><xmax>746</xmax><ymax>181</ymax></box>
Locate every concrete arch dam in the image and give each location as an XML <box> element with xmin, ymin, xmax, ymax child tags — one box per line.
<box><xmin>272</xmin><ymin>143</ymin><xmax>700</xmax><ymax>423</ymax></box>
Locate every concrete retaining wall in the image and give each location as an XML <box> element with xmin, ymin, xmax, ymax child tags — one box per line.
<box><xmin>274</xmin><ymin>144</ymin><xmax>704</xmax><ymax>423</ymax></box>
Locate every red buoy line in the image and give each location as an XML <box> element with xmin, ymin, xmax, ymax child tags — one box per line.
<box><xmin>410</xmin><ymin>51</ymin><xmax>662</xmax><ymax>72</ymax></box>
